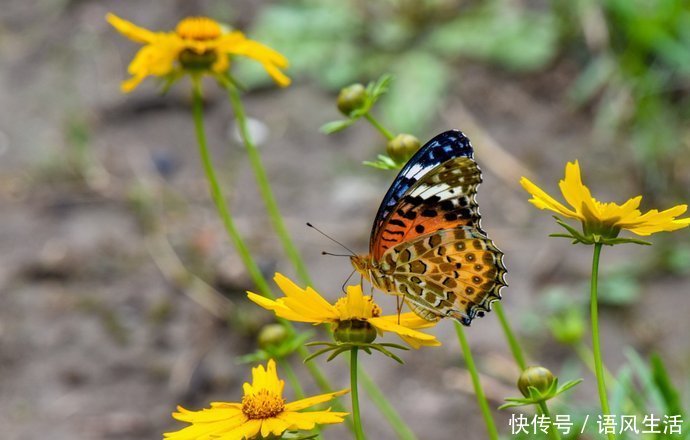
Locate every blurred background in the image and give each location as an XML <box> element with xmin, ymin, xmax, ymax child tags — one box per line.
<box><xmin>1</xmin><ymin>0</ymin><xmax>689</xmax><ymax>439</ymax></box>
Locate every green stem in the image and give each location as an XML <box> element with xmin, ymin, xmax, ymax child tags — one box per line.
<box><xmin>364</xmin><ymin>113</ymin><xmax>395</xmax><ymax>141</ymax></box>
<box><xmin>191</xmin><ymin>81</ymin><xmax>273</xmax><ymax>299</ymax></box>
<box><xmin>493</xmin><ymin>302</ymin><xmax>528</xmax><ymax>371</ymax></box>
<box><xmin>223</xmin><ymin>83</ymin><xmax>418</xmax><ymax>437</ymax></box>
<box><xmin>573</xmin><ymin>342</ymin><xmax>615</xmax><ymax>386</ymax></box>
<box><xmin>359</xmin><ymin>368</ymin><xmax>417</xmax><ymax>440</ymax></box>
<box><xmin>225</xmin><ymin>85</ymin><xmax>311</xmax><ymax>285</ymax></box>
<box><xmin>350</xmin><ymin>348</ymin><xmax>366</xmax><ymax>440</ymax></box>
<box><xmin>537</xmin><ymin>401</ymin><xmax>561</xmax><ymax>440</ymax></box>
<box><xmin>215</xmin><ymin>80</ymin><xmax>416</xmax><ymax>437</ymax></box>
<box><xmin>192</xmin><ymin>81</ymin><xmax>344</xmax><ymax>425</ymax></box>
<box><xmin>590</xmin><ymin>243</ymin><xmax>614</xmax><ymax>440</ymax></box>
<box><xmin>454</xmin><ymin>322</ymin><xmax>499</xmax><ymax>440</ymax></box>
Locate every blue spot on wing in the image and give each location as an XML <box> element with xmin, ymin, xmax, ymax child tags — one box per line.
<box><xmin>372</xmin><ymin>129</ymin><xmax>474</xmax><ymax>234</ymax></box>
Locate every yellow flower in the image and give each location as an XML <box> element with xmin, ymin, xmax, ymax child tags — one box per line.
<box><xmin>163</xmin><ymin>359</ymin><xmax>347</xmax><ymax>440</ymax></box>
<box><xmin>248</xmin><ymin>273</ymin><xmax>441</xmax><ymax>349</ymax></box>
<box><xmin>106</xmin><ymin>13</ymin><xmax>290</xmax><ymax>92</ymax></box>
<box><xmin>521</xmin><ymin>160</ymin><xmax>690</xmax><ymax>238</ymax></box>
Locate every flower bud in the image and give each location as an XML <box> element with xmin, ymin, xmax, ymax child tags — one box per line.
<box><xmin>387</xmin><ymin>133</ymin><xmax>421</xmax><ymax>163</ymax></box>
<box><xmin>518</xmin><ymin>366</ymin><xmax>555</xmax><ymax>398</ymax></box>
<box><xmin>337</xmin><ymin>83</ymin><xmax>367</xmax><ymax>116</ymax></box>
<box><xmin>258</xmin><ymin>324</ymin><xmax>290</xmax><ymax>349</ymax></box>
<box><xmin>333</xmin><ymin>319</ymin><xmax>377</xmax><ymax>344</ymax></box>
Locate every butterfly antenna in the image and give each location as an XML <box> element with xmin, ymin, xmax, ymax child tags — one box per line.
<box><xmin>322</xmin><ymin>251</ymin><xmax>352</xmax><ymax>257</ymax></box>
<box><xmin>341</xmin><ymin>268</ymin><xmax>356</xmax><ymax>293</ymax></box>
<box><xmin>306</xmin><ymin>222</ymin><xmax>357</xmax><ymax>256</ymax></box>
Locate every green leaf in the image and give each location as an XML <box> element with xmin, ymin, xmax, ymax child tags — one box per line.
<box><xmin>602</xmin><ymin>237</ymin><xmax>652</xmax><ymax>246</ymax></box>
<box><xmin>609</xmin><ymin>365</ymin><xmax>636</xmax><ymax>415</ymax></box>
<box><xmin>370</xmin><ymin>74</ymin><xmax>394</xmax><ymax>101</ymax></box>
<box><xmin>304</xmin><ymin>346</ymin><xmax>338</xmax><ymax>363</ymax></box>
<box><xmin>363</xmin><ymin>154</ymin><xmax>400</xmax><ymax>170</ymax></box>
<box><xmin>557</xmin><ymin>379</ymin><xmax>583</xmax><ymax>394</ymax></box>
<box><xmin>625</xmin><ymin>348</ymin><xmax>667</xmax><ymax>412</ymax></box>
<box><xmin>650</xmin><ymin>353</ymin><xmax>684</xmax><ymax>417</ymax></box>
<box><xmin>320</xmin><ymin>119</ymin><xmax>356</xmax><ymax>134</ymax></box>
<box><xmin>498</xmin><ymin>400</ymin><xmax>530</xmax><ymax>410</ymax></box>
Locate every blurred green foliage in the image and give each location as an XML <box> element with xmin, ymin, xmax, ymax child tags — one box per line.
<box><xmin>555</xmin><ymin>0</ymin><xmax>690</xmax><ymax>196</ymax></box>
<box><xmin>237</xmin><ymin>0</ymin><xmax>558</xmax><ymax>133</ymax></box>
<box><xmin>238</xmin><ymin>0</ymin><xmax>690</xmax><ymax>202</ymax></box>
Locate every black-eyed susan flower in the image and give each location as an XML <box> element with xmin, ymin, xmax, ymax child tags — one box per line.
<box><xmin>106</xmin><ymin>13</ymin><xmax>290</xmax><ymax>93</ymax></box>
<box><xmin>163</xmin><ymin>359</ymin><xmax>347</xmax><ymax>440</ymax></box>
<box><xmin>248</xmin><ymin>273</ymin><xmax>440</xmax><ymax>350</ymax></box>
<box><xmin>521</xmin><ymin>160</ymin><xmax>690</xmax><ymax>244</ymax></box>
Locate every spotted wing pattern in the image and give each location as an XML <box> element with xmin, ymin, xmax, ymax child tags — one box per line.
<box><xmin>371</xmin><ymin>156</ymin><xmax>483</xmax><ymax>260</ymax></box>
<box><xmin>370</xmin><ymin>130</ymin><xmax>474</xmax><ymax>251</ymax></box>
<box><xmin>380</xmin><ymin>228</ymin><xmax>507</xmax><ymax>325</ymax></box>
<box><xmin>363</xmin><ymin>129</ymin><xmax>507</xmax><ymax>325</ymax></box>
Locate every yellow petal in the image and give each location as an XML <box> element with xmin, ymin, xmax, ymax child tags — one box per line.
<box><xmin>214</xmin><ymin>418</ymin><xmax>262</xmax><ymax>440</ymax></box>
<box><xmin>273</xmin><ymin>273</ymin><xmax>339</xmax><ymax>320</ymax></box>
<box><xmin>121</xmin><ymin>75</ymin><xmax>145</xmax><ymax>93</ymax></box>
<box><xmin>626</xmin><ymin>204</ymin><xmax>690</xmax><ymax>235</ymax></box>
<box><xmin>223</xmin><ymin>37</ymin><xmax>288</xmax><ymax>67</ymax></box>
<box><xmin>602</xmin><ymin>196</ymin><xmax>642</xmax><ymax>223</ymax></box>
<box><xmin>255</xmin><ymin>60</ymin><xmax>291</xmax><ymax>87</ymax></box>
<box><xmin>368</xmin><ymin>317</ymin><xmax>440</xmax><ymax>348</ymax></box>
<box><xmin>379</xmin><ymin>312</ymin><xmax>438</xmax><ymax>330</ymax></box>
<box><xmin>171</xmin><ymin>404</ymin><xmax>242</xmax><ymax>423</ymax></box>
<box><xmin>220</xmin><ymin>36</ymin><xmax>291</xmax><ymax>87</ymax></box>
<box><xmin>344</xmin><ymin>285</ymin><xmax>367</xmax><ymax>318</ymax></box>
<box><xmin>277</xmin><ymin>410</ymin><xmax>350</xmax><ymax>430</ymax></box>
<box><xmin>106</xmin><ymin>13</ymin><xmax>156</xmax><ymax>44</ymax></box>
<box><xmin>261</xmin><ymin>417</ymin><xmax>290</xmax><ymax>438</ymax></box>
<box><xmin>558</xmin><ymin>160</ymin><xmax>598</xmax><ymax>219</ymax></box>
<box><xmin>285</xmin><ymin>389</ymin><xmax>349</xmax><ymax>412</ymax></box>
<box><xmin>520</xmin><ymin>176</ymin><xmax>581</xmax><ymax>220</ymax></box>
<box><xmin>211</xmin><ymin>53</ymin><xmax>230</xmax><ymax>74</ymax></box>
<box><xmin>246</xmin><ymin>292</ymin><xmax>312</xmax><ymax>322</ymax></box>
<box><xmin>246</xmin><ymin>359</ymin><xmax>284</xmax><ymax>397</ymax></box>
<box><xmin>164</xmin><ymin>407</ymin><xmax>246</xmax><ymax>439</ymax></box>
<box><xmin>119</xmin><ymin>37</ymin><xmax>182</xmax><ymax>92</ymax></box>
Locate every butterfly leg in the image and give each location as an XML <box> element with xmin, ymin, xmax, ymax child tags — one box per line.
<box><xmin>395</xmin><ymin>294</ymin><xmax>404</xmax><ymax>325</ymax></box>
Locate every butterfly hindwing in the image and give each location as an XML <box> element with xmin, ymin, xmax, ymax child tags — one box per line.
<box><xmin>382</xmin><ymin>228</ymin><xmax>507</xmax><ymax>324</ymax></box>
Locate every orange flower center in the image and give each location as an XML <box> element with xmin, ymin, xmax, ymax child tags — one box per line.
<box><xmin>175</xmin><ymin>17</ymin><xmax>222</xmax><ymax>41</ymax></box>
<box><xmin>241</xmin><ymin>389</ymin><xmax>286</xmax><ymax>419</ymax></box>
<box><xmin>333</xmin><ymin>296</ymin><xmax>381</xmax><ymax>319</ymax></box>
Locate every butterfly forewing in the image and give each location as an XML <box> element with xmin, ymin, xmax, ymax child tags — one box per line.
<box><xmin>371</xmin><ymin>156</ymin><xmax>483</xmax><ymax>260</ymax></box>
<box><xmin>370</xmin><ymin>130</ymin><xmax>474</xmax><ymax>253</ymax></box>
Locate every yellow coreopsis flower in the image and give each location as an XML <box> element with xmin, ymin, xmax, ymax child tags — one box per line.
<box><xmin>248</xmin><ymin>273</ymin><xmax>441</xmax><ymax>349</ymax></box>
<box><xmin>106</xmin><ymin>13</ymin><xmax>290</xmax><ymax>92</ymax></box>
<box><xmin>164</xmin><ymin>359</ymin><xmax>348</xmax><ymax>440</ymax></box>
<box><xmin>521</xmin><ymin>160</ymin><xmax>690</xmax><ymax>242</ymax></box>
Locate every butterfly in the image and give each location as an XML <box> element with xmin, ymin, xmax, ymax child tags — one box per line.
<box><xmin>350</xmin><ymin>129</ymin><xmax>507</xmax><ymax>325</ymax></box>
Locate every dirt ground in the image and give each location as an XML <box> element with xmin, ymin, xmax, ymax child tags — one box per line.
<box><xmin>1</xmin><ymin>2</ymin><xmax>689</xmax><ymax>440</ymax></box>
